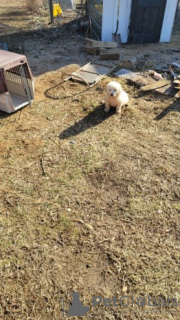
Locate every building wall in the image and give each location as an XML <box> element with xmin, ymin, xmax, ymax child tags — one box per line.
<box><xmin>101</xmin><ymin>0</ymin><xmax>178</xmax><ymax>43</ymax></box>
<box><xmin>101</xmin><ymin>0</ymin><xmax>117</xmax><ymax>42</ymax></box>
<box><xmin>160</xmin><ymin>0</ymin><xmax>179</xmax><ymax>42</ymax></box>
<box><xmin>118</xmin><ymin>0</ymin><xmax>131</xmax><ymax>43</ymax></box>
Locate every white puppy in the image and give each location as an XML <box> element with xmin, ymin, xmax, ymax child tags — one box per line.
<box><xmin>105</xmin><ymin>81</ymin><xmax>129</xmax><ymax>113</ymax></box>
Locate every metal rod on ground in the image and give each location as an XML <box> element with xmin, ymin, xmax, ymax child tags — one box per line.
<box><xmin>49</xmin><ymin>0</ymin><xmax>54</xmax><ymax>24</ymax></box>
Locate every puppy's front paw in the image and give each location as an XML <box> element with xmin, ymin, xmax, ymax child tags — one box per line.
<box><xmin>116</xmin><ymin>107</ymin><xmax>121</xmax><ymax>114</ymax></box>
<box><xmin>104</xmin><ymin>107</ymin><xmax>110</xmax><ymax>113</ymax></box>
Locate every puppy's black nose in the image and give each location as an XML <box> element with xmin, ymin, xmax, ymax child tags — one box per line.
<box><xmin>111</xmin><ymin>93</ymin><xmax>113</xmax><ymax>96</ymax></box>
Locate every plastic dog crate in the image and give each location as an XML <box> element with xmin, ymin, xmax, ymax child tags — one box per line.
<box><xmin>0</xmin><ymin>50</ymin><xmax>34</xmax><ymax>113</ymax></box>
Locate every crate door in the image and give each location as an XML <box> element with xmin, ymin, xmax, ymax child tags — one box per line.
<box><xmin>128</xmin><ymin>0</ymin><xmax>167</xmax><ymax>43</ymax></box>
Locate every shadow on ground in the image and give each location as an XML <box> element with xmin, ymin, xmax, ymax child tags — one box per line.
<box><xmin>59</xmin><ymin>104</ymin><xmax>115</xmax><ymax>139</ymax></box>
<box><xmin>154</xmin><ymin>100</ymin><xmax>180</xmax><ymax>120</ymax></box>
<box><xmin>0</xmin><ymin>18</ymin><xmax>86</xmax><ymax>76</ymax></box>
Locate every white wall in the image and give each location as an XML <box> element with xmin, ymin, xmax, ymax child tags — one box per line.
<box><xmin>102</xmin><ymin>0</ymin><xmax>178</xmax><ymax>43</ymax></box>
<box><xmin>101</xmin><ymin>0</ymin><xmax>132</xmax><ymax>42</ymax></box>
<box><xmin>160</xmin><ymin>0</ymin><xmax>178</xmax><ymax>42</ymax></box>
<box><xmin>118</xmin><ymin>0</ymin><xmax>132</xmax><ymax>43</ymax></box>
<box><xmin>102</xmin><ymin>0</ymin><xmax>118</xmax><ymax>41</ymax></box>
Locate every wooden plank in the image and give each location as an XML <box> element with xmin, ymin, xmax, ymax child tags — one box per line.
<box><xmin>100</xmin><ymin>48</ymin><xmax>120</xmax><ymax>60</ymax></box>
<box><xmin>173</xmin><ymin>80</ymin><xmax>180</xmax><ymax>86</ymax></box>
<box><xmin>85</xmin><ymin>46</ymin><xmax>99</xmax><ymax>55</ymax></box>
<box><xmin>84</xmin><ymin>38</ymin><xmax>118</xmax><ymax>48</ymax></box>
<box><xmin>155</xmin><ymin>84</ymin><xmax>180</xmax><ymax>98</ymax></box>
<box><xmin>128</xmin><ymin>74</ymin><xmax>155</xmax><ymax>87</ymax></box>
<box><xmin>100</xmin><ymin>53</ymin><xmax>119</xmax><ymax>60</ymax></box>
<box><xmin>141</xmin><ymin>80</ymin><xmax>169</xmax><ymax>92</ymax></box>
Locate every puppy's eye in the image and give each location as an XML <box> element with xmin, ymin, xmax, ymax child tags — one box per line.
<box><xmin>114</xmin><ymin>89</ymin><xmax>116</xmax><ymax>91</ymax></box>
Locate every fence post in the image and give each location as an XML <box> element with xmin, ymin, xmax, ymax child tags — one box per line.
<box><xmin>49</xmin><ymin>0</ymin><xmax>54</xmax><ymax>23</ymax></box>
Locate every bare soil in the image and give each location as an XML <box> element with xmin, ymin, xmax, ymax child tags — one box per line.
<box><xmin>0</xmin><ymin>1</ymin><xmax>179</xmax><ymax>319</ymax></box>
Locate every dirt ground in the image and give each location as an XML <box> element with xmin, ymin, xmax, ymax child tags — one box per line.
<box><xmin>0</xmin><ymin>1</ymin><xmax>180</xmax><ymax>320</ymax></box>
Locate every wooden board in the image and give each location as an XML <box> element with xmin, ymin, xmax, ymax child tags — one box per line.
<box><xmin>127</xmin><ymin>72</ymin><xmax>179</xmax><ymax>98</ymax></box>
<box><xmin>85</xmin><ymin>46</ymin><xmax>99</xmax><ymax>55</ymax></box>
<box><xmin>128</xmin><ymin>73</ymin><xmax>155</xmax><ymax>87</ymax></box>
<box><xmin>173</xmin><ymin>80</ymin><xmax>180</xmax><ymax>86</ymax></box>
<box><xmin>155</xmin><ymin>84</ymin><xmax>180</xmax><ymax>98</ymax></box>
<box><xmin>85</xmin><ymin>38</ymin><xmax>118</xmax><ymax>48</ymax></box>
<box><xmin>141</xmin><ymin>80</ymin><xmax>169</xmax><ymax>91</ymax></box>
<box><xmin>100</xmin><ymin>48</ymin><xmax>120</xmax><ymax>60</ymax></box>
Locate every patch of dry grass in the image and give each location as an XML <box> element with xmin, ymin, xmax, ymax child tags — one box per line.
<box><xmin>0</xmin><ymin>2</ymin><xmax>180</xmax><ymax>318</ymax></box>
<box><xmin>25</xmin><ymin>0</ymin><xmax>47</xmax><ymax>14</ymax></box>
<box><xmin>0</xmin><ymin>72</ymin><xmax>179</xmax><ymax>319</ymax></box>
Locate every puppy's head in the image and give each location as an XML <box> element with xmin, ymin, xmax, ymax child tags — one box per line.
<box><xmin>106</xmin><ymin>81</ymin><xmax>122</xmax><ymax>97</ymax></box>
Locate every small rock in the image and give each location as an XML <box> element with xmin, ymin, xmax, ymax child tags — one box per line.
<box><xmin>76</xmin><ymin>219</ymin><xmax>84</xmax><ymax>225</ymax></box>
<box><xmin>85</xmin><ymin>223</ymin><xmax>94</xmax><ymax>231</ymax></box>
<box><xmin>122</xmin><ymin>286</ymin><xmax>127</xmax><ymax>293</ymax></box>
<box><xmin>120</xmin><ymin>57</ymin><xmax>137</xmax><ymax>71</ymax></box>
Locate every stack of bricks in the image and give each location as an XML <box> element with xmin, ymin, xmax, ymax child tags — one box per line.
<box><xmin>85</xmin><ymin>38</ymin><xmax>120</xmax><ymax>60</ymax></box>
